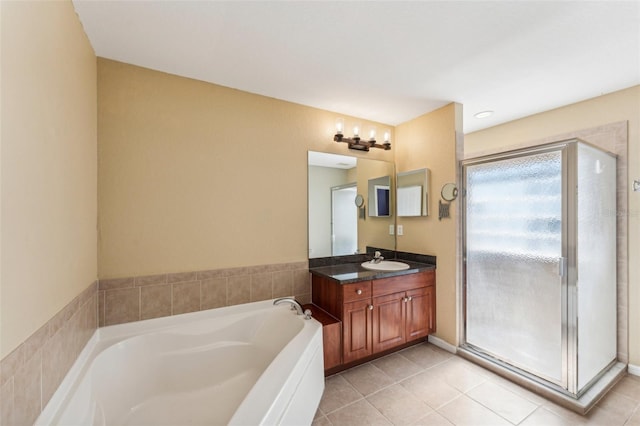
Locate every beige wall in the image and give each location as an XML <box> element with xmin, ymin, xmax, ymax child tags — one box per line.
<box><xmin>394</xmin><ymin>103</ymin><xmax>462</xmax><ymax>346</ymax></box>
<box><xmin>0</xmin><ymin>1</ymin><xmax>97</xmax><ymax>358</ymax></box>
<box><xmin>465</xmin><ymin>86</ymin><xmax>640</xmax><ymax>366</ymax></box>
<box><xmin>98</xmin><ymin>59</ymin><xmax>394</xmax><ymax>279</ymax></box>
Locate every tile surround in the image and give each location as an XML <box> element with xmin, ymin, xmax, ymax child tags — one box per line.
<box><xmin>0</xmin><ymin>260</ymin><xmax>310</xmax><ymax>425</ymax></box>
<box><xmin>0</xmin><ymin>281</ymin><xmax>97</xmax><ymax>426</ymax></box>
<box><xmin>98</xmin><ymin>261</ymin><xmax>311</xmax><ymax>326</ymax></box>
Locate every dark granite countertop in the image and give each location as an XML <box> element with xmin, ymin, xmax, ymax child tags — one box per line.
<box><xmin>309</xmin><ymin>260</ymin><xmax>435</xmax><ymax>284</ymax></box>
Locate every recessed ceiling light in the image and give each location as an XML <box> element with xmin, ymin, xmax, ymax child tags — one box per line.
<box><xmin>474</xmin><ymin>110</ymin><xmax>494</xmax><ymax>119</ymax></box>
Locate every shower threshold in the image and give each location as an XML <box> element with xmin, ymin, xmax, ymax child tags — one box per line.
<box><xmin>457</xmin><ymin>345</ymin><xmax>627</xmax><ymax>415</ymax></box>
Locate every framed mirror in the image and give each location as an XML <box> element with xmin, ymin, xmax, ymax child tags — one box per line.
<box><xmin>308</xmin><ymin>151</ymin><xmax>395</xmax><ymax>258</ymax></box>
<box><xmin>397</xmin><ymin>168</ymin><xmax>429</xmax><ymax>217</ymax></box>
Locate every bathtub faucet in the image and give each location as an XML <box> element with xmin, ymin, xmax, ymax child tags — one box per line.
<box><xmin>273</xmin><ymin>298</ymin><xmax>312</xmax><ymax>320</ymax></box>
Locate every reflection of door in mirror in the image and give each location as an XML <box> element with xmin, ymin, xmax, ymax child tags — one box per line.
<box><xmin>308</xmin><ymin>151</ymin><xmax>395</xmax><ymax>258</ymax></box>
<box><xmin>368</xmin><ymin>175</ymin><xmax>392</xmax><ymax>217</ymax></box>
<box><xmin>374</xmin><ymin>185</ymin><xmax>390</xmax><ymax>216</ymax></box>
<box><xmin>308</xmin><ymin>152</ymin><xmax>357</xmax><ymax>258</ymax></box>
<box><xmin>331</xmin><ymin>184</ymin><xmax>357</xmax><ymax>256</ymax></box>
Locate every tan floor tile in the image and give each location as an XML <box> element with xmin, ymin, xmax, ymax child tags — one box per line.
<box><xmin>466</xmin><ymin>380</ymin><xmax>539</xmax><ymax>424</ymax></box>
<box><xmin>367</xmin><ymin>384</ymin><xmax>432</xmax><ymax>425</ymax></box>
<box><xmin>625</xmin><ymin>407</ymin><xmax>640</xmax><ymax>426</ymax></box>
<box><xmin>372</xmin><ymin>353</ymin><xmax>423</xmax><ymax>382</ymax></box>
<box><xmin>583</xmin><ymin>405</ymin><xmax>629</xmax><ymax>426</ymax></box>
<box><xmin>446</xmin><ymin>356</ymin><xmax>500</xmax><ymax>380</ymax></box>
<box><xmin>401</xmin><ymin>370</ymin><xmax>462</xmax><ymax>410</ymax></box>
<box><xmin>610</xmin><ymin>376</ymin><xmax>640</xmax><ymax>403</ymax></box>
<box><xmin>312</xmin><ymin>414</ymin><xmax>332</xmax><ymax>426</ymax></box>
<box><xmin>437</xmin><ymin>395</ymin><xmax>512</xmax><ymax>426</ymax></box>
<box><xmin>543</xmin><ymin>401</ymin><xmax>590</xmax><ymax>425</ymax></box>
<box><xmin>412</xmin><ymin>410</ymin><xmax>454</xmax><ymax>426</ymax></box>
<box><xmin>486</xmin><ymin>373</ymin><xmax>549</xmax><ymax>406</ymax></box>
<box><xmin>595</xmin><ymin>389</ymin><xmax>639</xmax><ymax>421</ymax></box>
<box><xmin>342</xmin><ymin>363</ymin><xmax>395</xmax><ymax>396</ymax></box>
<box><xmin>520</xmin><ymin>407</ymin><xmax>579</xmax><ymax>426</ymax></box>
<box><xmin>327</xmin><ymin>399</ymin><xmax>392</xmax><ymax>426</ymax></box>
<box><xmin>319</xmin><ymin>374</ymin><xmax>363</xmax><ymax>414</ymax></box>
<box><xmin>324</xmin><ymin>353</ymin><xmax>640</xmax><ymax>426</ymax></box>
<box><xmin>428</xmin><ymin>359</ymin><xmax>487</xmax><ymax>393</ymax></box>
<box><xmin>400</xmin><ymin>343</ymin><xmax>451</xmax><ymax>370</ymax></box>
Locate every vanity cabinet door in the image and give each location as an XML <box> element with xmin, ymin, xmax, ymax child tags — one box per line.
<box><xmin>343</xmin><ymin>299</ymin><xmax>373</xmax><ymax>364</ymax></box>
<box><xmin>372</xmin><ymin>291</ymin><xmax>406</xmax><ymax>353</ymax></box>
<box><xmin>406</xmin><ymin>286</ymin><xmax>433</xmax><ymax>341</ymax></box>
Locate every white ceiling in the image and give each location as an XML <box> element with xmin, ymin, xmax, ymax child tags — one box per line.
<box><xmin>73</xmin><ymin>1</ymin><xmax>640</xmax><ymax>134</ymax></box>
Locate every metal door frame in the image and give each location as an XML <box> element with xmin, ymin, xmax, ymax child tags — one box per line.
<box><xmin>461</xmin><ymin>141</ymin><xmax>573</xmax><ymax>392</ymax></box>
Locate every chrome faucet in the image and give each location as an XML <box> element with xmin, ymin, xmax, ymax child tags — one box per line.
<box><xmin>371</xmin><ymin>251</ymin><xmax>384</xmax><ymax>264</ymax></box>
<box><xmin>273</xmin><ymin>297</ymin><xmax>312</xmax><ymax>319</ymax></box>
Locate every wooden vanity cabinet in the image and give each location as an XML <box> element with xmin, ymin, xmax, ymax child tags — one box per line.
<box><xmin>312</xmin><ymin>269</ymin><xmax>435</xmax><ymax>371</ymax></box>
<box><xmin>341</xmin><ymin>281</ymin><xmax>373</xmax><ymax>363</ymax></box>
<box><xmin>343</xmin><ymin>298</ymin><xmax>373</xmax><ymax>363</ymax></box>
<box><xmin>407</xmin><ymin>286</ymin><xmax>436</xmax><ymax>339</ymax></box>
<box><xmin>372</xmin><ymin>272</ymin><xmax>435</xmax><ymax>353</ymax></box>
<box><xmin>372</xmin><ymin>291</ymin><xmax>406</xmax><ymax>353</ymax></box>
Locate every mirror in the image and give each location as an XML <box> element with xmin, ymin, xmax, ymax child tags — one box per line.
<box><xmin>441</xmin><ymin>183</ymin><xmax>458</xmax><ymax>201</ymax></box>
<box><xmin>397</xmin><ymin>168</ymin><xmax>429</xmax><ymax>217</ymax></box>
<box><xmin>368</xmin><ymin>176</ymin><xmax>391</xmax><ymax>217</ymax></box>
<box><xmin>308</xmin><ymin>151</ymin><xmax>395</xmax><ymax>258</ymax></box>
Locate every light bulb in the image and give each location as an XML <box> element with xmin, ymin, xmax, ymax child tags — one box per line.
<box><xmin>335</xmin><ymin>118</ymin><xmax>344</xmax><ymax>135</ymax></box>
<box><xmin>369</xmin><ymin>127</ymin><xmax>376</xmax><ymax>141</ymax></box>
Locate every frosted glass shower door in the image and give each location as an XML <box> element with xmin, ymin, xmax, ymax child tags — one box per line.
<box><xmin>464</xmin><ymin>149</ymin><xmax>565</xmax><ymax>386</ymax></box>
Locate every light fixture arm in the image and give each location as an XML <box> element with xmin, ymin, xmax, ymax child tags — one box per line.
<box><xmin>334</xmin><ymin>132</ymin><xmax>391</xmax><ymax>151</ymax></box>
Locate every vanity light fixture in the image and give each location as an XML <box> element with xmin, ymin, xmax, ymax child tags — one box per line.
<box><xmin>334</xmin><ymin>118</ymin><xmax>391</xmax><ymax>151</ymax></box>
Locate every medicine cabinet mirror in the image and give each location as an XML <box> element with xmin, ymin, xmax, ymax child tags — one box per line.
<box><xmin>308</xmin><ymin>151</ymin><xmax>395</xmax><ymax>258</ymax></box>
<box><xmin>368</xmin><ymin>175</ymin><xmax>391</xmax><ymax>217</ymax></box>
<box><xmin>397</xmin><ymin>168</ymin><xmax>429</xmax><ymax>217</ymax></box>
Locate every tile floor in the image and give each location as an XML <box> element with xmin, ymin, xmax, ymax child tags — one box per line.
<box><xmin>313</xmin><ymin>343</ymin><xmax>640</xmax><ymax>426</ymax></box>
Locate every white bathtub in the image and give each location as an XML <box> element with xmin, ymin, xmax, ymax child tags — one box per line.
<box><xmin>37</xmin><ymin>300</ymin><xmax>325</xmax><ymax>425</ymax></box>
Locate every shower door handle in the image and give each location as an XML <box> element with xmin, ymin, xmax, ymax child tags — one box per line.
<box><xmin>558</xmin><ymin>257</ymin><xmax>567</xmax><ymax>277</ymax></box>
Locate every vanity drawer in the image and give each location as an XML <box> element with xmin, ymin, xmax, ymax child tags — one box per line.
<box><xmin>342</xmin><ymin>282</ymin><xmax>372</xmax><ymax>303</ymax></box>
<box><xmin>372</xmin><ymin>270</ymin><xmax>434</xmax><ymax>297</ymax></box>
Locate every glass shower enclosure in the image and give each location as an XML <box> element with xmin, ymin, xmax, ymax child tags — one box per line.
<box><xmin>462</xmin><ymin>139</ymin><xmax>617</xmax><ymax>397</ymax></box>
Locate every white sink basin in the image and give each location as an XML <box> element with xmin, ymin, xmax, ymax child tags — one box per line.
<box><xmin>361</xmin><ymin>261</ymin><xmax>410</xmax><ymax>272</ymax></box>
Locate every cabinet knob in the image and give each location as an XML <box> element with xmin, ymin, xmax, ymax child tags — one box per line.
<box><xmin>403</xmin><ymin>297</ymin><xmax>409</xmax><ymax>303</ymax></box>
<box><xmin>368</xmin><ymin>305</ymin><xmax>374</xmax><ymax>310</ymax></box>
<box><xmin>356</xmin><ymin>289</ymin><xmax>363</xmax><ymax>295</ymax></box>
<box><xmin>408</xmin><ymin>296</ymin><xmax>413</xmax><ymax>302</ymax></box>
